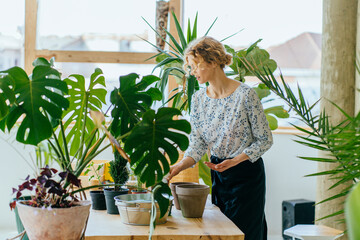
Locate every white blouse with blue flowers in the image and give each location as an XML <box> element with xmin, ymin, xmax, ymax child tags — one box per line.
<box><xmin>184</xmin><ymin>83</ymin><xmax>273</xmax><ymax>163</ymax></box>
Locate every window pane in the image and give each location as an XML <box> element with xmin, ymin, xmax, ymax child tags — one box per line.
<box><xmin>37</xmin><ymin>0</ymin><xmax>158</xmax><ymax>52</ymax></box>
<box><xmin>0</xmin><ymin>0</ymin><xmax>24</xmax><ymax>70</ymax></box>
<box><xmin>55</xmin><ymin>62</ymin><xmax>162</xmax><ymax>112</ymax></box>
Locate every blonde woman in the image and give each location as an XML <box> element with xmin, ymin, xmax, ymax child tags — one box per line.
<box><xmin>167</xmin><ymin>36</ymin><xmax>273</xmax><ymax>240</ymax></box>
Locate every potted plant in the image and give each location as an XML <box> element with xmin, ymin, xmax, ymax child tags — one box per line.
<box><xmin>104</xmin><ymin>151</ymin><xmax>129</xmax><ymax>214</ymax></box>
<box><xmin>2</xmin><ymin>58</ymin><xmax>191</xmax><ymax>239</ymax></box>
<box><xmin>10</xmin><ymin>165</ymin><xmax>90</xmax><ymax>240</ymax></box>
<box><xmin>85</xmin><ymin>161</ymin><xmax>107</xmax><ymax>210</ymax></box>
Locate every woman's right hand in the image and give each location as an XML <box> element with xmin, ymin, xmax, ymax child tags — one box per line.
<box><xmin>166</xmin><ymin>157</ymin><xmax>196</xmax><ymax>182</ymax></box>
<box><xmin>167</xmin><ymin>163</ymin><xmax>183</xmax><ymax>182</ymax></box>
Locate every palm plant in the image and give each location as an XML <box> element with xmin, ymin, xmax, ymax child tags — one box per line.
<box><xmin>242</xmin><ymin>59</ymin><xmax>360</xmax><ymax>223</ymax></box>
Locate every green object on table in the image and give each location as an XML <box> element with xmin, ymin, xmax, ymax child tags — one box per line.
<box><xmin>345</xmin><ymin>182</ymin><xmax>360</xmax><ymax>240</ymax></box>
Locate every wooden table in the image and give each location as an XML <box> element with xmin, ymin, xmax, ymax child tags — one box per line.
<box><xmin>85</xmin><ymin>200</ymin><xmax>244</xmax><ymax>240</ymax></box>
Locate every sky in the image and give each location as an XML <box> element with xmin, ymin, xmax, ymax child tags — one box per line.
<box><xmin>0</xmin><ymin>0</ymin><xmax>322</xmax><ymax>49</ymax></box>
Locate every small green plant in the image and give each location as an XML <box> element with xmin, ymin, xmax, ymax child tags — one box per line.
<box><xmin>109</xmin><ymin>151</ymin><xmax>129</xmax><ymax>191</ymax></box>
<box><xmin>84</xmin><ymin>161</ymin><xmax>104</xmax><ymax>187</ymax></box>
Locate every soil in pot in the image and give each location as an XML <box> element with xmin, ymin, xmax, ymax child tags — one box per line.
<box><xmin>170</xmin><ymin>182</ymin><xmax>198</xmax><ymax>210</ymax></box>
<box><xmin>17</xmin><ymin>200</ymin><xmax>91</xmax><ymax>240</ymax></box>
<box><xmin>104</xmin><ymin>187</ymin><xmax>128</xmax><ymax>214</ymax></box>
<box><xmin>90</xmin><ymin>190</ymin><xmax>106</xmax><ymax>210</ymax></box>
<box><xmin>176</xmin><ymin>184</ymin><xmax>210</xmax><ymax>218</ymax></box>
<box><xmin>131</xmin><ymin>189</ymin><xmax>148</xmax><ymax>194</ymax></box>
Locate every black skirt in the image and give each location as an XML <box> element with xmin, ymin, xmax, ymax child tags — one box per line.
<box><xmin>211</xmin><ymin>156</ymin><xmax>267</xmax><ymax>240</ymax></box>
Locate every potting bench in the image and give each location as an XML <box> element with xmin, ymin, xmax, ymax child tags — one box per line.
<box><xmin>85</xmin><ymin>201</ymin><xmax>244</xmax><ymax>239</ymax></box>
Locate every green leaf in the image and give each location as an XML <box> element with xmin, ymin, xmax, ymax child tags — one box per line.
<box><xmin>253</xmin><ymin>83</ymin><xmax>271</xmax><ymax>100</ymax></box>
<box><xmin>345</xmin><ymin>182</ymin><xmax>360</xmax><ymax>240</ymax></box>
<box><xmin>153</xmin><ymin>182</ymin><xmax>172</xmax><ymax>218</ymax></box>
<box><xmin>265</xmin><ymin>114</ymin><xmax>278</xmax><ymax>130</ymax></box>
<box><xmin>1</xmin><ymin>63</ymin><xmax>69</xmax><ymax>145</ymax></box>
<box><xmin>0</xmin><ymin>74</ymin><xmax>15</xmax><ymax>120</ymax></box>
<box><xmin>62</xmin><ymin>68</ymin><xmax>107</xmax><ymax>156</ymax></box>
<box><xmin>198</xmin><ymin>154</ymin><xmax>212</xmax><ymax>193</ymax></box>
<box><xmin>171</xmin><ymin>11</ymin><xmax>187</xmax><ymax>50</ymax></box>
<box><xmin>110</xmin><ymin>73</ymin><xmax>158</xmax><ymax>137</ymax></box>
<box><xmin>124</xmin><ymin>107</ymin><xmax>191</xmax><ymax>187</ymax></box>
<box><xmin>264</xmin><ymin>106</ymin><xmax>289</xmax><ymax>118</ymax></box>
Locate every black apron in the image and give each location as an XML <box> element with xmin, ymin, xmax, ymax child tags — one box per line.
<box><xmin>211</xmin><ymin>156</ymin><xmax>267</xmax><ymax>240</ymax></box>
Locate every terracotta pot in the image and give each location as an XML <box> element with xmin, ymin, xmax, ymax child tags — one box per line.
<box><xmin>17</xmin><ymin>200</ymin><xmax>91</xmax><ymax>240</ymax></box>
<box><xmin>170</xmin><ymin>182</ymin><xmax>198</xmax><ymax>210</ymax></box>
<box><xmin>176</xmin><ymin>184</ymin><xmax>210</xmax><ymax>218</ymax></box>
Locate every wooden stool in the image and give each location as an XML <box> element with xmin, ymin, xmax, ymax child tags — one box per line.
<box><xmin>283</xmin><ymin>224</ymin><xmax>343</xmax><ymax>240</ymax></box>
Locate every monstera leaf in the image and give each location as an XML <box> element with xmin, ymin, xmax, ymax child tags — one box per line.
<box><xmin>62</xmin><ymin>68</ymin><xmax>107</xmax><ymax>156</ymax></box>
<box><xmin>110</xmin><ymin>73</ymin><xmax>162</xmax><ymax>137</ymax></box>
<box><xmin>0</xmin><ymin>61</ymin><xmax>68</xmax><ymax>145</ymax></box>
<box><xmin>0</xmin><ymin>72</ymin><xmax>16</xmax><ymax>121</ymax></box>
<box><xmin>124</xmin><ymin>107</ymin><xmax>191</xmax><ymax>187</ymax></box>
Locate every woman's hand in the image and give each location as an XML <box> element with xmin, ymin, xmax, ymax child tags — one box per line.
<box><xmin>205</xmin><ymin>154</ymin><xmax>249</xmax><ymax>172</ymax></box>
<box><xmin>166</xmin><ymin>157</ymin><xmax>197</xmax><ymax>182</ymax></box>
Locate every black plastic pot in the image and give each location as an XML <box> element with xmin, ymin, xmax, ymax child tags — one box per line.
<box><xmin>90</xmin><ymin>190</ymin><xmax>106</xmax><ymax>210</ymax></box>
<box><xmin>104</xmin><ymin>188</ymin><xmax>128</xmax><ymax>214</ymax></box>
<box><xmin>12</xmin><ymin>196</ymin><xmax>31</xmax><ymax>240</ymax></box>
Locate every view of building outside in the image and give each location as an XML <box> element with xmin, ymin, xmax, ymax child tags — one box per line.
<box><xmin>0</xmin><ymin>0</ymin><xmax>322</xmax><ymax>127</ymax></box>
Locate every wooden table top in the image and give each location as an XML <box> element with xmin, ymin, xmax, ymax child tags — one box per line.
<box><xmin>85</xmin><ymin>200</ymin><xmax>244</xmax><ymax>240</ymax></box>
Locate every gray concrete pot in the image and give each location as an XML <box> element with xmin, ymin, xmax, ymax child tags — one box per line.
<box><xmin>170</xmin><ymin>182</ymin><xmax>198</xmax><ymax>210</ymax></box>
<box><xmin>176</xmin><ymin>184</ymin><xmax>210</xmax><ymax>218</ymax></box>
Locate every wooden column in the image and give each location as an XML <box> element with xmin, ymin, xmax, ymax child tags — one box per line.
<box><xmin>318</xmin><ymin>0</ymin><xmax>357</xmax><ymax>233</ymax></box>
<box><xmin>25</xmin><ymin>0</ymin><xmax>38</xmax><ymax>74</ymax></box>
<box><xmin>356</xmin><ymin>1</ymin><xmax>360</xmax><ymax>114</ymax></box>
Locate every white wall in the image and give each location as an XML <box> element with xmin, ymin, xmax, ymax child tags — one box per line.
<box><xmin>0</xmin><ymin>132</ymin><xmax>318</xmax><ymax>238</ymax></box>
<box><xmin>264</xmin><ymin>133</ymin><xmax>317</xmax><ymax>237</ymax></box>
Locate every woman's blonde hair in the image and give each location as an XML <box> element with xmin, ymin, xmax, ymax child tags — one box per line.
<box><xmin>183</xmin><ymin>36</ymin><xmax>232</xmax><ymax>71</ymax></box>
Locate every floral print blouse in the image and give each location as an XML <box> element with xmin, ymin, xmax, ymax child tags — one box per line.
<box><xmin>184</xmin><ymin>83</ymin><xmax>273</xmax><ymax>163</ymax></box>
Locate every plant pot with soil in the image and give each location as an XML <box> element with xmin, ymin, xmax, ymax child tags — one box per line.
<box><xmin>104</xmin><ymin>151</ymin><xmax>130</xmax><ymax>214</ymax></box>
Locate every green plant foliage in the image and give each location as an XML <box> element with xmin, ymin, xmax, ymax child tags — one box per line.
<box><xmin>225</xmin><ymin>41</ymin><xmax>277</xmax><ymax>82</ymax></box>
<box><xmin>345</xmin><ymin>182</ymin><xmax>360</xmax><ymax>240</ymax></box>
<box><xmin>61</xmin><ymin>68</ymin><xmax>107</xmax><ymax>156</ymax></box>
<box><xmin>0</xmin><ymin>58</ymin><xmax>69</xmax><ymax>145</ymax></box>
<box><xmin>243</xmin><ymin>60</ymin><xmax>360</xmax><ymax>223</ymax></box>
<box><xmin>110</xmin><ymin>73</ymin><xmax>162</xmax><ymax>137</ymax></box>
<box><xmin>109</xmin><ymin>151</ymin><xmax>129</xmax><ymax>190</ymax></box>
<box><xmin>124</xmin><ymin>107</ymin><xmax>191</xmax><ymax>187</ymax></box>
<box><xmin>198</xmin><ymin>154</ymin><xmax>212</xmax><ymax>193</ymax></box>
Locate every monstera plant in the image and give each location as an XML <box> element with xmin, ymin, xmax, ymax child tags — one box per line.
<box><xmin>1</xmin><ymin>58</ymin><xmax>190</xmax><ymax>238</ymax></box>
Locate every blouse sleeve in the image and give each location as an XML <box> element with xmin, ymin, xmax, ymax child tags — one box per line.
<box><xmin>243</xmin><ymin>88</ymin><xmax>273</xmax><ymax>162</ymax></box>
<box><xmin>183</xmin><ymin>94</ymin><xmax>208</xmax><ymax>163</ymax></box>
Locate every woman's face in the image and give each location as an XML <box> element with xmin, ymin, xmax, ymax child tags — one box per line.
<box><xmin>187</xmin><ymin>55</ymin><xmax>214</xmax><ymax>84</ymax></box>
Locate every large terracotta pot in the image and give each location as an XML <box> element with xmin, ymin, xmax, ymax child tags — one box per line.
<box><xmin>170</xmin><ymin>182</ymin><xmax>198</xmax><ymax>210</ymax></box>
<box><xmin>17</xmin><ymin>200</ymin><xmax>91</xmax><ymax>240</ymax></box>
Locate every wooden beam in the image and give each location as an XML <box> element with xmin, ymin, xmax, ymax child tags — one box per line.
<box><xmin>35</xmin><ymin>50</ymin><xmax>156</xmax><ymax>64</ymax></box>
<box><xmin>167</xmin><ymin>0</ymin><xmax>183</xmax><ymax>107</ymax></box>
<box><xmin>24</xmin><ymin>0</ymin><xmax>38</xmax><ymax>74</ymax></box>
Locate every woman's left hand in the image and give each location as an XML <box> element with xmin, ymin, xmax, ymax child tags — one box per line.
<box><xmin>204</xmin><ymin>158</ymin><xmax>239</xmax><ymax>172</ymax></box>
